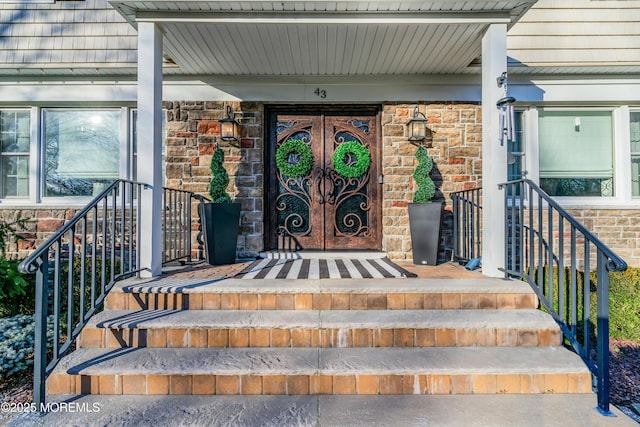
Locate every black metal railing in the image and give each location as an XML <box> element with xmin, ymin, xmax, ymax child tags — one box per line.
<box><xmin>499</xmin><ymin>179</ymin><xmax>627</xmax><ymax>415</ymax></box>
<box><xmin>163</xmin><ymin>187</ymin><xmax>206</xmax><ymax>264</ymax></box>
<box><xmin>451</xmin><ymin>187</ymin><xmax>482</xmax><ymax>263</ymax></box>
<box><xmin>18</xmin><ymin>180</ymin><xmax>205</xmax><ymax>407</ymax></box>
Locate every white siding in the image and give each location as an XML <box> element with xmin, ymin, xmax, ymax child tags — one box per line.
<box><xmin>508</xmin><ymin>0</ymin><xmax>640</xmax><ymax>68</ymax></box>
<box><xmin>0</xmin><ymin>0</ymin><xmax>137</xmax><ymax>72</ymax></box>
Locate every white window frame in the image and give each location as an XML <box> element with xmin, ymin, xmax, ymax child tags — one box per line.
<box><xmin>627</xmin><ymin>107</ymin><xmax>640</xmax><ymax>199</ymax></box>
<box><xmin>0</xmin><ymin>106</ymin><xmax>134</xmax><ymax>206</ymax></box>
<box><xmin>0</xmin><ymin>108</ymin><xmax>33</xmax><ymax>200</ymax></box>
<box><xmin>40</xmin><ymin>107</ymin><xmax>132</xmax><ymax>204</ymax></box>
<box><xmin>527</xmin><ymin>105</ymin><xmax>640</xmax><ymax>208</ymax></box>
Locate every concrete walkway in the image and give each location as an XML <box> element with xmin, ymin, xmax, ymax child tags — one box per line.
<box><xmin>6</xmin><ymin>394</ymin><xmax>638</xmax><ymax>427</ymax></box>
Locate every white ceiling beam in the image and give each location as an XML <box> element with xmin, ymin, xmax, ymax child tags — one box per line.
<box><xmin>135</xmin><ymin>11</ymin><xmax>512</xmax><ymax>25</ymax></box>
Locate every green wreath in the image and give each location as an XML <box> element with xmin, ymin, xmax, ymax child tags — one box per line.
<box><xmin>332</xmin><ymin>141</ymin><xmax>371</xmax><ymax>179</ymax></box>
<box><xmin>276</xmin><ymin>139</ymin><xmax>314</xmax><ymax>178</ymax></box>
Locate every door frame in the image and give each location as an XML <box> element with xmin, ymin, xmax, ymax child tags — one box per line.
<box><xmin>264</xmin><ymin>104</ymin><xmax>383</xmax><ymax>251</ymax></box>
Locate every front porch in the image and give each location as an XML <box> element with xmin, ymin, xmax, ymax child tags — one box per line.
<box><xmin>120</xmin><ymin>1</ymin><xmax>531</xmax><ymax>279</ymax></box>
<box><xmin>11</xmin><ymin>260</ymin><xmax>635</xmax><ymax>426</ymax></box>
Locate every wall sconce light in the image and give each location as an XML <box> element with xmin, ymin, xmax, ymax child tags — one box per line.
<box><xmin>408</xmin><ymin>106</ymin><xmax>428</xmax><ymax>141</ymax></box>
<box><xmin>219</xmin><ymin>105</ymin><xmax>242</xmax><ymax>141</ymax></box>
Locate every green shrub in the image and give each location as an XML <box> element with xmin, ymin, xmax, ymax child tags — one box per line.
<box><xmin>609</xmin><ymin>268</ymin><xmax>640</xmax><ymax>342</ymax></box>
<box><xmin>0</xmin><ymin>258</ymin><xmax>35</xmax><ymax>317</ymax></box>
<box><xmin>531</xmin><ymin>265</ymin><xmax>640</xmax><ymax>344</ymax></box>
<box><xmin>412</xmin><ymin>146</ymin><xmax>436</xmax><ymax>203</ymax></box>
<box><xmin>0</xmin><ymin>314</ymin><xmax>54</xmax><ymax>379</ymax></box>
<box><xmin>209</xmin><ymin>147</ymin><xmax>232</xmax><ymax>203</ymax></box>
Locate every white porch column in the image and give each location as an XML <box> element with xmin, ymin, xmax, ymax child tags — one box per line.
<box><xmin>137</xmin><ymin>22</ymin><xmax>163</xmax><ymax>278</ymax></box>
<box><xmin>481</xmin><ymin>24</ymin><xmax>508</xmax><ymax>278</ymax></box>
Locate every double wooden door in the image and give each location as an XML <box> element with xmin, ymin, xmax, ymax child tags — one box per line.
<box><xmin>267</xmin><ymin>109</ymin><xmax>380</xmax><ymax>250</ymax></box>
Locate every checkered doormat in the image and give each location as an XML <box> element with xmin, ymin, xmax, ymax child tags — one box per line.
<box><xmin>236</xmin><ymin>257</ymin><xmax>417</xmax><ymax>279</ymax></box>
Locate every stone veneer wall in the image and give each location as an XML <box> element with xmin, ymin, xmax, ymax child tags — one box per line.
<box><xmin>380</xmin><ymin>103</ymin><xmax>482</xmax><ymax>261</ymax></box>
<box><xmin>164</xmin><ymin>101</ymin><xmax>264</xmax><ymax>258</ymax></box>
<box><xmin>5</xmin><ymin>101</ymin><xmax>640</xmax><ymax>269</ymax></box>
<box><xmin>561</xmin><ymin>208</ymin><xmax>640</xmax><ymax>268</ymax></box>
<box><xmin>1</xmin><ymin>208</ymin><xmax>78</xmax><ymax>259</ymax></box>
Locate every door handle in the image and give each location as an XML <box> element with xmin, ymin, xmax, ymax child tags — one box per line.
<box><xmin>313</xmin><ymin>166</ymin><xmax>326</xmax><ymax>204</ymax></box>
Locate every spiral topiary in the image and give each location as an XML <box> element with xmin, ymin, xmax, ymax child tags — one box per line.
<box><xmin>412</xmin><ymin>146</ymin><xmax>436</xmax><ymax>203</ymax></box>
<box><xmin>209</xmin><ymin>147</ymin><xmax>232</xmax><ymax>203</ymax></box>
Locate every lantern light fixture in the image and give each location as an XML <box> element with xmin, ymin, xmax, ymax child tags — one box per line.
<box><xmin>219</xmin><ymin>105</ymin><xmax>242</xmax><ymax>141</ymax></box>
<box><xmin>408</xmin><ymin>106</ymin><xmax>428</xmax><ymax>142</ymax></box>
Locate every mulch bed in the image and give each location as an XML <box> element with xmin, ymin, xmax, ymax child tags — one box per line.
<box><xmin>610</xmin><ymin>338</ymin><xmax>640</xmax><ymax>406</ymax></box>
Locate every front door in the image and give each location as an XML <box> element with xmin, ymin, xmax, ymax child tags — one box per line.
<box><xmin>267</xmin><ymin>108</ymin><xmax>380</xmax><ymax>250</ymax></box>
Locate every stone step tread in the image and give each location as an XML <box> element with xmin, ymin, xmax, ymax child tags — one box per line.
<box><xmin>53</xmin><ymin>347</ymin><xmax>590</xmax><ymax>377</ymax></box>
<box><xmin>21</xmin><ymin>395</ymin><xmax>636</xmax><ymax>427</ymax></box>
<box><xmin>112</xmin><ymin>277</ymin><xmax>535</xmax><ymax>295</ymax></box>
<box><xmin>86</xmin><ymin>309</ymin><xmax>559</xmax><ymax>331</ymax></box>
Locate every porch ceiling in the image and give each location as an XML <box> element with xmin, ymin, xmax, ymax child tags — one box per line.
<box><xmin>110</xmin><ymin>0</ymin><xmax>537</xmax><ymax>76</ymax></box>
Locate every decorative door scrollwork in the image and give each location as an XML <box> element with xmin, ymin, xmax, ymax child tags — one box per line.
<box><xmin>269</xmin><ymin>112</ymin><xmax>379</xmax><ymax>250</ymax></box>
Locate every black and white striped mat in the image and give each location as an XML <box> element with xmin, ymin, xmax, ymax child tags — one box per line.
<box><xmin>236</xmin><ymin>257</ymin><xmax>417</xmax><ymax>279</ymax></box>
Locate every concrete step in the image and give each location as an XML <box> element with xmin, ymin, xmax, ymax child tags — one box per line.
<box><xmin>47</xmin><ymin>347</ymin><xmax>592</xmax><ymax>396</ymax></box>
<box><xmin>14</xmin><ymin>394</ymin><xmax>638</xmax><ymax>427</ymax></box>
<box><xmin>106</xmin><ymin>278</ymin><xmax>539</xmax><ymax>311</ymax></box>
<box><xmin>79</xmin><ymin>309</ymin><xmax>562</xmax><ymax>349</ymax></box>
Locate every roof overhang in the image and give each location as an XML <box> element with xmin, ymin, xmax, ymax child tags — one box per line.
<box><xmin>110</xmin><ymin>0</ymin><xmax>537</xmax><ymax>76</ymax></box>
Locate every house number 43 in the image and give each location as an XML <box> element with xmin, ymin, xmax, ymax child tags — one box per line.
<box><xmin>314</xmin><ymin>88</ymin><xmax>327</xmax><ymax>99</ymax></box>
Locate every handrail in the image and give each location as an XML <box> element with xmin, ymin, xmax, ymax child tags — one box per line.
<box><xmin>18</xmin><ymin>180</ymin><xmax>140</xmax><ymax>275</ymax></box>
<box><xmin>450</xmin><ymin>187</ymin><xmax>482</xmax><ymax>263</ymax></box>
<box><xmin>18</xmin><ymin>180</ymin><xmax>206</xmax><ymax>408</ymax></box>
<box><xmin>498</xmin><ymin>178</ymin><xmax>627</xmax><ymax>415</ymax></box>
<box><xmin>162</xmin><ymin>187</ymin><xmax>207</xmax><ymax>264</ymax></box>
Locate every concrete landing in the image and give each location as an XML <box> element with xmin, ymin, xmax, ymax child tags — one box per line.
<box><xmin>259</xmin><ymin>250</ymin><xmax>387</xmax><ymax>260</ymax></box>
<box><xmin>6</xmin><ymin>394</ymin><xmax>638</xmax><ymax>427</ymax></box>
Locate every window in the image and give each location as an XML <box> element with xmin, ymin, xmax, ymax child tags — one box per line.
<box><xmin>0</xmin><ymin>110</ymin><xmax>30</xmax><ymax>198</ymax></box>
<box><xmin>538</xmin><ymin>110</ymin><xmax>614</xmax><ymax>197</ymax></box>
<box><xmin>508</xmin><ymin>111</ymin><xmax>525</xmax><ymax>182</ymax></box>
<box><xmin>43</xmin><ymin>110</ymin><xmax>121</xmax><ymax>197</ymax></box>
<box><xmin>631</xmin><ymin>112</ymin><xmax>640</xmax><ymax>198</ymax></box>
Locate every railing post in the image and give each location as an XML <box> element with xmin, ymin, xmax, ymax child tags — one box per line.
<box><xmin>186</xmin><ymin>194</ymin><xmax>192</xmax><ymax>263</ymax></box>
<box><xmin>33</xmin><ymin>255</ymin><xmax>49</xmax><ymax>409</ymax></box>
<box><xmin>452</xmin><ymin>194</ymin><xmax>459</xmax><ymax>259</ymax></box>
<box><xmin>596</xmin><ymin>251</ymin><xmax>612</xmax><ymax>415</ymax></box>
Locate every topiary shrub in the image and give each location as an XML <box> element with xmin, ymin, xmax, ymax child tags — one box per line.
<box><xmin>412</xmin><ymin>145</ymin><xmax>436</xmax><ymax>203</ymax></box>
<box><xmin>209</xmin><ymin>147</ymin><xmax>232</xmax><ymax>203</ymax></box>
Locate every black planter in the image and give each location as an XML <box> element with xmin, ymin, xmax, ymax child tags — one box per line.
<box><xmin>408</xmin><ymin>202</ymin><xmax>443</xmax><ymax>266</ymax></box>
<box><xmin>200</xmin><ymin>202</ymin><xmax>241</xmax><ymax>265</ymax></box>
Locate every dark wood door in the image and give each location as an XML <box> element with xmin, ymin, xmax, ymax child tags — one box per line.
<box><xmin>267</xmin><ymin>109</ymin><xmax>380</xmax><ymax>250</ymax></box>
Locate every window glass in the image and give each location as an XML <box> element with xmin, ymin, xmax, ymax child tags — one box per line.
<box><xmin>508</xmin><ymin>111</ymin><xmax>524</xmax><ymax>180</ymax></box>
<box><xmin>539</xmin><ymin>110</ymin><xmax>614</xmax><ymax>197</ymax></box>
<box><xmin>506</xmin><ymin>111</ymin><xmax>524</xmax><ymax>196</ymax></box>
<box><xmin>631</xmin><ymin>112</ymin><xmax>640</xmax><ymax>198</ymax></box>
<box><xmin>0</xmin><ymin>110</ymin><xmax>30</xmax><ymax>198</ymax></box>
<box><xmin>43</xmin><ymin>110</ymin><xmax>120</xmax><ymax>197</ymax></box>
